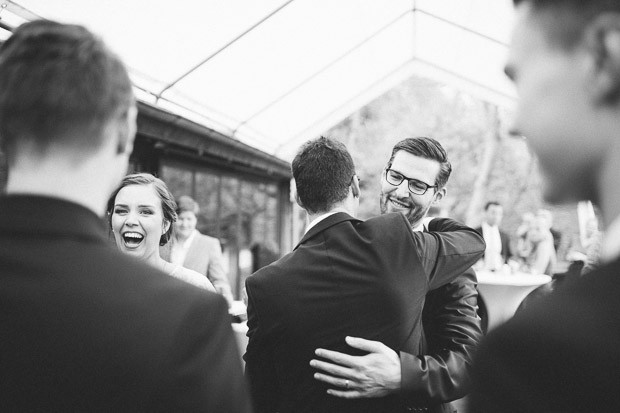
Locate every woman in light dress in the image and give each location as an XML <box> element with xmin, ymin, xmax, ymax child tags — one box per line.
<box><xmin>523</xmin><ymin>216</ymin><xmax>557</xmax><ymax>275</ymax></box>
<box><xmin>107</xmin><ymin>173</ymin><xmax>215</xmax><ymax>291</ymax></box>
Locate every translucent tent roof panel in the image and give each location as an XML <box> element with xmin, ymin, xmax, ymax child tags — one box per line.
<box><xmin>8</xmin><ymin>0</ymin><xmax>516</xmax><ymax>159</ymax></box>
<box><xmin>416</xmin><ymin>0</ymin><xmax>514</xmax><ymax>44</ymax></box>
<box><xmin>12</xmin><ymin>0</ymin><xmax>293</xmax><ymax>84</ymax></box>
<box><xmin>414</xmin><ymin>12</ymin><xmax>514</xmax><ymax>101</ymax></box>
<box><xmin>167</xmin><ymin>0</ymin><xmax>413</xmax><ymax>123</ymax></box>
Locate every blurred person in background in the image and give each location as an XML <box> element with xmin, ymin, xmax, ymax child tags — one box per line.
<box><xmin>311</xmin><ymin>137</ymin><xmax>484</xmax><ymax>413</ymax></box>
<box><xmin>515</xmin><ymin>211</ymin><xmax>535</xmax><ymax>262</ymax></box>
<box><xmin>0</xmin><ymin>20</ymin><xmax>250</xmax><ymax>411</ymax></box>
<box><xmin>161</xmin><ymin>195</ymin><xmax>233</xmax><ymax>304</ymax></box>
<box><xmin>523</xmin><ymin>215</ymin><xmax>557</xmax><ymax>275</ymax></box>
<box><xmin>581</xmin><ymin>216</ymin><xmax>603</xmax><ymax>272</ymax></box>
<box><xmin>108</xmin><ymin>174</ymin><xmax>215</xmax><ymax>291</ymax></box>
<box><xmin>470</xmin><ymin>0</ymin><xmax>620</xmax><ymax>410</ymax></box>
<box><xmin>537</xmin><ymin>208</ymin><xmax>562</xmax><ymax>253</ymax></box>
<box><xmin>475</xmin><ymin>201</ymin><xmax>513</xmax><ymax>271</ymax></box>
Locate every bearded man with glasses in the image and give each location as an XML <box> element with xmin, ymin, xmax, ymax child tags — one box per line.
<box><xmin>311</xmin><ymin>137</ymin><xmax>483</xmax><ymax>413</ymax></box>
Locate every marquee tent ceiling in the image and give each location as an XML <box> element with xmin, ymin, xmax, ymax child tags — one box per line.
<box><xmin>1</xmin><ymin>0</ymin><xmax>516</xmax><ymax>159</ymax></box>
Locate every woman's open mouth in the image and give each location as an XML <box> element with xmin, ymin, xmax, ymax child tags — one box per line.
<box><xmin>122</xmin><ymin>232</ymin><xmax>144</xmax><ymax>248</ymax></box>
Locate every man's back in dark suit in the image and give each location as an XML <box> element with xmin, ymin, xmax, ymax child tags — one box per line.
<box><xmin>470</xmin><ymin>258</ymin><xmax>620</xmax><ymax>412</ymax></box>
<box><xmin>0</xmin><ymin>20</ymin><xmax>250</xmax><ymax>412</ymax></box>
<box><xmin>244</xmin><ymin>212</ymin><xmax>484</xmax><ymax>413</ymax></box>
<box><xmin>0</xmin><ymin>196</ymin><xmax>251</xmax><ymax>412</ymax></box>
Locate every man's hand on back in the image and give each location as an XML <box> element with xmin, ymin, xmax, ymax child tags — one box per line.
<box><xmin>310</xmin><ymin>336</ymin><xmax>401</xmax><ymax>399</ymax></box>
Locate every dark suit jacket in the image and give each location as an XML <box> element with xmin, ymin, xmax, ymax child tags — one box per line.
<box><xmin>469</xmin><ymin>257</ymin><xmax>620</xmax><ymax>412</ymax></box>
<box><xmin>244</xmin><ymin>212</ymin><xmax>484</xmax><ymax>413</ymax></box>
<box><xmin>399</xmin><ymin>266</ymin><xmax>481</xmax><ymax>413</ymax></box>
<box><xmin>162</xmin><ymin>231</ymin><xmax>234</xmax><ymax>303</ymax></box>
<box><xmin>0</xmin><ymin>195</ymin><xmax>251</xmax><ymax>412</ymax></box>
<box><xmin>475</xmin><ymin>226</ymin><xmax>512</xmax><ymax>264</ymax></box>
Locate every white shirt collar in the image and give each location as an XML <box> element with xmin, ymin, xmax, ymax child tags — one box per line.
<box><xmin>305</xmin><ymin>207</ymin><xmax>350</xmax><ymax>234</ymax></box>
<box><xmin>170</xmin><ymin>229</ymin><xmax>197</xmax><ymax>266</ymax></box>
<box><xmin>412</xmin><ymin>216</ymin><xmax>434</xmax><ymax>232</ymax></box>
<box><xmin>183</xmin><ymin>229</ymin><xmax>197</xmax><ymax>249</ymax></box>
<box><xmin>601</xmin><ymin>214</ymin><xmax>620</xmax><ymax>263</ymax></box>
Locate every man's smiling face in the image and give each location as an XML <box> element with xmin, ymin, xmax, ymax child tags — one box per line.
<box><xmin>379</xmin><ymin>150</ymin><xmax>443</xmax><ymax>227</ymax></box>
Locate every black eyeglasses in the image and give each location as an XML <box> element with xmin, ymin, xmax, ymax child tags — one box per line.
<box><xmin>385</xmin><ymin>169</ymin><xmax>437</xmax><ymax>195</ymax></box>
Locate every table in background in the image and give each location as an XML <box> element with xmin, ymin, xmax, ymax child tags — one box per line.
<box><xmin>477</xmin><ymin>271</ymin><xmax>551</xmax><ymax>332</ymax></box>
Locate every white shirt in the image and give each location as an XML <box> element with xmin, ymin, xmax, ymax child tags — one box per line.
<box><xmin>305</xmin><ymin>207</ymin><xmax>350</xmax><ymax>234</ymax></box>
<box><xmin>481</xmin><ymin>221</ymin><xmax>503</xmax><ymax>271</ymax></box>
<box><xmin>412</xmin><ymin>217</ymin><xmax>434</xmax><ymax>232</ymax></box>
<box><xmin>170</xmin><ymin>229</ymin><xmax>197</xmax><ymax>266</ymax></box>
<box><xmin>601</xmin><ymin>214</ymin><xmax>620</xmax><ymax>263</ymax></box>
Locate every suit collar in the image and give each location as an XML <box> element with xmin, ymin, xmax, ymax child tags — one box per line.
<box><xmin>294</xmin><ymin>211</ymin><xmax>360</xmax><ymax>250</ymax></box>
<box><xmin>0</xmin><ymin>194</ymin><xmax>109</xmax><ymax>244</ymax></box>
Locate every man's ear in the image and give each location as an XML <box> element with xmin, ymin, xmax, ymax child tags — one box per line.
<box><xmin>583</xmin><ymin>13</ymin><xmax>620</xmax><ymax>104</ymax></box>
<box><xmin>116</xmin><ymin>106</ymin><xmax>138</xmax><ymax>155</ymax></box>
<box><xmin>351</xmin><ymin>174</ymin><xmax>361</xmax><ymax>199</ymax></box>
<box><xmin>433</xmin><ymin>187</ymin><xmax>446</xmax><ymax>204</ymax></box>
<box><xmin>295</xmin><ymin>192</ymin><xmax>304</xmax><ymax>209</ymax></box>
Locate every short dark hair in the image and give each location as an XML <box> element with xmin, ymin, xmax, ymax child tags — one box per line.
<box><xmin>485</xmin><ymin>201</ymin><xmax>502</xmax><ymax>211</ymax></box>
<box><xmin>0</xmin><ymin>20</ymin><xmax>134</xmax><ymax>163</ymax></box>
<box><xmin>386</xmin><ymin>137</ymin><xmax>452</xmax><ymax>190</ymax></box>
<box><xmin>514</xmin><ymin>0</ymin><xmax>620</xmax><ymax>50</ymax></box>
<box><xmin>107</xmin><ymin>173</ymin><xmax>178</xmax><ymax>246</ymax></box>
<box><xmin>176</xmin><ymin>195</ymin><xmax>200</xmax><ymax>215</ymax></box>
<box><xmin>292</xmin><ymin>136</ymin><xmax>355</xmax><ymax>214</ymax></box>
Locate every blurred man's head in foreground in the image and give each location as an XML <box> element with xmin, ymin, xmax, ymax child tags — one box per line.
<box><xmin>0</xmin><ymin>20</ymin><xmax>136</xmax><ymax>196</ymax></box>
<box><xmin>506</xmin><ymin>0</ymin><xmax>620</xmax><ymax>207</ymax></box>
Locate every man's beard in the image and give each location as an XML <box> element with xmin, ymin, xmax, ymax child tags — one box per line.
<box><xmin>379</xmin><ymin>192</ymin><xmax>430</xmax><ymax>227</ymax></box>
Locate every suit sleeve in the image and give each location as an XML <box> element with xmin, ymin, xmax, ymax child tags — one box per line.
<box><xmin>411</xmin><ymin>217</ymin><xmax>485</xmax><ymax>290</ymax></box>
<box><xmin>399</xmin><ymin>268</ymin><xmax>483</xmax><ymax>405</ymax></box>
<box><xmin>206</xmin><ymin>238</ymin><xmax>235</xmax><ymax>305</ymax></box>
<box><xmin>153</xmin><ymin>292</ymin><xmax>252</xmax><ymax>412</ymax></box>
<box><xmin>244</xmin><ymin>277</ymin><xmax>278</xmax><ymax>413</ymax></box>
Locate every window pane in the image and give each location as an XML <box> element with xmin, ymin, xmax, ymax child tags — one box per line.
<box><xmin>220</xmin><ymin>176</ymin><xmax>240</xmax><ymax>296</ymax></box>
<box><xmin>161</xmin><ymin>163</ymin><xmax>193</xmax><ymax>200</ymax></box>
<box><xmin>194</xmin><ymin>171</ymin><xmax>220</xmax><ymax>237</ymax></box>
<box><xmin>220</xmin><ymin>176</ymin><xmax>239</xmax><ymax>246</ymax></box>
<box><xmin>264</xmin><ymin>183</ymin><xmax>279</xmax><ymax>260</ymax></box>
<box><xmin>249</xmin><ymin>183</ymin><xmax>267</xmax><ymax>246</ymax></box>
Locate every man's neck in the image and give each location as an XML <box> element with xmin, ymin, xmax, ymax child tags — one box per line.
<box><xmin>483</xmin><ymin>221</ymin><xmax>498</xmax><ymax>228</ymax></box>
<box><xmin>305</xmin><ymin>204</ymin><xmax>352</xmax><ymax>234</ymax></box>
<box><xmin>410</xmin><ymin>219</ymin><xmax>423</xmax><ymax>231</ymax></box>
<box><xmin>308</xmin><ymin>202</ymin><xmax>355</xmax><ymax>223</ymax></box>
<box><xmin>175</xmin><ymin>231</ymin><xmax>191</xmax><ymax>243</ymax></box>
<box><xmin>6</xmin><ymin>158</ymin><xmax>116</xmax><ymax>217</ymax></box>
<box><xmin>175</xmin><ymin>229</ymin><xmax>195</xmax><ymax>245</ymax></box>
